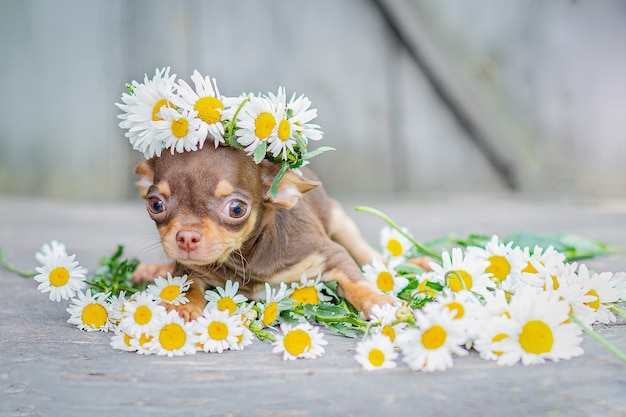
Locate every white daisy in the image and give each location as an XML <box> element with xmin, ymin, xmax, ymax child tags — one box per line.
<box><xmin>288</xmin><ymin>274</ymin><xmax>332</xmax><ymax>306</ymax></box>
<box><xmin>472</xmin><ymin>314</ymin><xmax>513</xmax><ymax>361</ymax></box>
<box><xmin>129</xmin><ymin>332</ymin><xmax>158</xmax><ymax>355</ymax></box>
<box><xmin>193</xmin><ymin>308</ymin><xmax>244</xmax><ymax>353</ymax></box>
<box><xmin>234</xmin><ymin>325</ymin><xmax>255</xmax><ymax>351</ymax></box>
<box><xmin>258</xmin><ymin>282</ymin><xmax>293</xmax><ymax>327</ymax></box>
<box><xmin>173</xmin><ymin>70</ymin><xmax>226</xmax><ymax>147</ymax></box>
<box><xmin>411</xmin><ymin>271</ymin><xmax>444</xmax><ymax>299</ymax></box>
<box><xmin>362</xmin><ymin>257</ymin><xmax>409</xmax><ymax>296</ymax></box>
<box><xmin>266</xmin><ymin>87</ymin><xmax>298</xmax><ymax>161</ymax></box>
<box><xmin>549</xmin><ymin>264</ymin><xmax>597</xmax><ymax>326</ymax></box>
<box><xmin>107</xmin><ymin>290</ymin><xmax>128</xmax><ymax>325</ymax></box>
<box><xmin>204</xmin><ymin>280</ymin><xmax>248</xmax><ymax>315</ymax></box>
<box><xmin>423</xmin><ymin>290</ymin><xmax>483</xmax><ymax>343</ymax></box>
<box><xmin>110</xmin><ymin>327</ymin><xmax>138</xmax><ymax>353</ymax></box>
<box><xmin>575</xmin><ymin>264</ymin><xmax>619</xmax><ymax>324</ymax></box>
<box><xmin>35</xmin><ymin>240</ymin><xmax>68</xmax><ymax>264</ymax></box>
<box><xmin>520</xmin><ymin>245</ymin><xmax>567</xmax><ymax>283</ymax></box>
<box><xmin>120</xmin><ymin>292</ymin><xmax>167</xmax><ymax>337</ymax></box>
<box><xmin>146</xmin><ymin>310</ymin><xmax>197</xmax><ymax>357</ymax></box>
<box><xmin>272</xmin><ymin>322</ymin><xmax>328</xmax><ymax>360</ymax></box>
<box><xmin>146</xmin><ymin>273</ymin><xmax>192</xmax><ymax>306</ymax></box>
<box><xmin>154</xmin><ymin>107</ymin><xmax>208</xmax><ymax>154</ymax></box>
<box><xmin>379</xmin><ymin>226</ymin><xmax>413</xmax><ymax>260</ymax></box>
<box><xmin>66</xmin><ymin>289</ymin><xmax>114</xmax><ymax>332</ymax></box>
<box><xmin>492</xmin><ymin>286</ymin><xmax>584</xmax><ymax>366</ymax></box>
<box><xmin>287</xmin><ymin>91</ymin><xmax>323</xmax><ymax>141</ymax></box>
<box><xmin>467</xmin><ymin>235</ymin><xmax>525</xmax><ymax>291</ymax></box>
<box><xmin>234</xmin><ymin>95</ymin><xmax>278</xmax><ymax>156</ymax></box>
<box><xmin>354</xmin><ymin>333</ymin><xmax>398</xmax><ymax>371</ymax></box>
<box><xmin>368</xmin><ymin>304</ymin><xmax>407</xmax><ymax>345</ymax></box>
<box><xmin>396</xmin><ymin>307</ymin><xmax>468</xmax><ymax>372</ymax></box>
<box><xmin>34</xmin><ymin>254</ymin><xmax>87</xmax><ymax>302</ymax></box>
<box><xmin>429</xmin><ymin>248</ymin><xmax>493</xmax><ymax>294</ymax></box>
<box><xmin>116</xmin><ymin>67</ymin><xmax>177</xmax><ymax>158</ymax></box>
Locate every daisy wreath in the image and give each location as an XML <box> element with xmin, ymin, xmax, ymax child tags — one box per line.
<box><xmin>116</xmin><ymin>67</ymin><xmax>333</xmax><ymax>197</ymax></box>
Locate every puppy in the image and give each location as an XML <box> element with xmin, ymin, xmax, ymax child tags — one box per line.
<box><xmin>132</xmin><ymin>146</ymin><xmax>397</xmax><ymax>321</ymax></box>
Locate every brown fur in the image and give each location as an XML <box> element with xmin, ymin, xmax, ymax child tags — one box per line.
<box><xmin>132</xmin><ymin>146</ymin><xmax>395</xmax><ymax>321</ymax></box>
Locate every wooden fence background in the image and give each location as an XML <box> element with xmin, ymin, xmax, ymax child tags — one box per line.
<box><xmin>1</xmin><ymin>0</ymin><xmax>625</xmax><ymax>200</ymax></box>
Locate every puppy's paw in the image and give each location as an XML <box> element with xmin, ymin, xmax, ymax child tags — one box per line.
<box><xmin>360</xmin><ymin>293</ymin><xmax>400</xmax><ymax>320</ymax></box>
<box><xmin>132</xmin><ymin>262</ymin><xmax>175</xmax><ymax>284</ymax></box>
<box><xmin>162</xmin><ymin>302</ymin><xmax>203</xmax><ymax>323</ymax></box>
<box><xmin>405</xmin><ymin>256</ymin><xmax>433</xmax><ymax>272</ymax></box>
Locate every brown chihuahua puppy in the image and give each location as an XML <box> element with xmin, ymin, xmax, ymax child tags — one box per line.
<box><xmin>133</xmin><ymin>146</ymin><xmax>396</xmax><ymax>321</ymax></box>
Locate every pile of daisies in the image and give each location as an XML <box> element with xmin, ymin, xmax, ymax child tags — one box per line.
<box><xmin>29</xmin><ymin>225</ymin><xmax>626</xmax><ymax>371</ymax></box>
<box><xmin>116</xmin><ymin>68</ymin><xmax>331</xmax><ymax>194</ymax></box>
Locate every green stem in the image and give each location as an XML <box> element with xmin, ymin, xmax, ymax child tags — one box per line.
<box><xmin>569</xmin><ymin>314</ymin><xmax>626</xmax><ymax>364</ymax></box>
<box><xmin>250</xmin><ymin>326</ymin><xmax>276</xmax><ymax>343</ymax></box>
<box><xmin>0</xmin><ymin>251</ymin><xmax>36</xmax><ymax>278</ymax></box>
<box><xmin>314</xmin><ymin>314</ymin><xmax>368</xmax><ymax>330</ymax></box>
<box><xmin>354</xmin><ymin>206</ymin><xmax>441</xmax><ymax>260</ymax></box>
<box><xmin>610</xmin><ymin>305</ymin><xmax>626</xmax><ymax>320</ymax></box>
<box><xmin>226</xmin><ymin>97</ymin><xmax>250</xmax><ymax>136</ymax></box>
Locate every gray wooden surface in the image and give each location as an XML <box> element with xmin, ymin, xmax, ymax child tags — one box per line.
<box><xmin>1</xmin><ymin>194</ymin><xmax>625</xmax><ymax>417</ymax></box>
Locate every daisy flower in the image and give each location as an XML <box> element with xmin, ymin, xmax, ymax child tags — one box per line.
<box><xmin>467</xmin><ymin>236</ymin><xmax>525</xmax><ymax>290</ymax></box>
<box><xmin>193</xmin><ymin>308</ymin><xmax>244</xmax><ymax>353</ymax></box>
<box><xmin>362</xmin><ymin>257</ymin><xmax>409</xmax><ymax>296</ymax></box>
<box><xmin>368</xmin><ymin>304</ymin><xmax>407</xmax><ymax>345</ymax></box>
<box><xmin>234</xmin><ymin>95</ymin><xmax>278</xmax><ymax>156</ymax></box>
<box><xmin>258</xmin><ymin>282</ymin><xmax>293</xmax><ymax>327</ymax></box>
<box><xmin>429</xmin><ymin>248</ymin><xmax>493</xmax><ymax>294</ymax></box>
<box><xmin>379</xmin><ymin>226</ymin><xmax>413</xmax><ymax>260</ymax></box>
<box><xmin>574</xmin><ymin>264</ymin><xmax>619</xmax><ymax>325</ymax></box>
<box><xmin>354</xmin><ymin>333</ymin><xmax>398</xmax><ymax>371</ymax></box>
<box><xmin>107</xmin><ymin>290</ymin><xmax>128</xmax><ymax>325</ymax></box>
<box><xmin>234</xmin><ymin>325</ymin><xmax>255</xmax><ymax>351</ymax></box>
<box><xmin>66</xmin><ymin>290</ymin><xmax>114</xmax><ymax>332</ymax></box>
<box><xmin>205</xmin><ymin>280</ymin><xmax>248</xmax><ymax>315</ymax></box>
<box><xmin>154</xmin><ymin>107</ymin><xmax>208</xmax><ymax>154</ymax></box>
<box><xmin>34</xmin><ymin>254</ymin><xmax>87</xmax><ymax>302</ymax></box>
<box><xmin>266</xmin><ymin>87</ymin><xmax>298</xmax><ymax>161</ymax></box>
<box><xmin>286</xmin><ymin>91</ymin><xmax>323</xmax><ymax>142</ymax></box>
<box><xmin>116</xmin><ymin>67</ymin><xmax>177</xmax><ymax>158</ymax></box>
<box><xmin>147</xmin><ymin>273</ymin><xmax>192</xmax><ymax>306</ymax></box>
<box><xmin>272</xmin><ymin>322</ymin><xmax>328</xmax><ymax>360</ymax></box>
<box><xmin>423</xmin><ymin>290</ymin><xmax>483</xmax><ymax>343</ymax></box>
<box><xmin>173</xmin><ymin>70</ymin><xmax>226</xmax><ymax>147</ymax></box>
<box><xmin>396</xmin><ymin>307</ymin><xmax>468</xmax><ymax>372</ymax></box>
<box><xmin>472</xmin><ymin>315</ymin><xmax>513</xmax><ymax>361</ymax></box>
<box><xmin>35</xmin><ymin>240</ymin><xmax>67</xmax><ymax>264</ymax></box>
<box><xmin>520</xmin><ymin>245</ymin><xmax>566</xmax><ymax>279</ymax></box>
<box><xmin>120</xmin><ymin>292</ymin><xmax>167</xmax><ymax>337</ymax></box>
<box><xmin>146</xmin><ymin>310</ymin><xmax>197</xmax><ymax>357</ymax></box>
<box><xmin>492</xmin><ymin>286</ymin><xmax>583</xmax><ymax>366</ymax></box>
<box><xmin>411</xmin><ymin>272</ymin><xmax>444</xmax><ymax>299</ymax></box>
<box><xmin>110</xmin><ymin>327</ymin><xmax>138</xmax><ymax>353</ymax></box>
<box><xmin>288</xmin><ymin>274</ymin><xmax>332</xmax><ymax>306</ymax></box>
<box><xmin>129</xmin><ymin>332</ymin><xmax>158</xmax><ymax>355</ymax></box>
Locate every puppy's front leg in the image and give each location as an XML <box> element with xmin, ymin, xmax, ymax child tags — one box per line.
<box><xmin>131</xmin><ymin>262</ymin><xmax>175</xmax><ymax>284</ymax></box>
<box><xmin>163</xmin><ymin>276</ymin><xmax>207</xmax><ymax>322</ymax></box>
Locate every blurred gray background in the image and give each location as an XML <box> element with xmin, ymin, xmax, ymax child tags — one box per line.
<box><xmin>1</xmin><ymin>0</ymin><xmax>625</xmax><ymax>201</ymax></box>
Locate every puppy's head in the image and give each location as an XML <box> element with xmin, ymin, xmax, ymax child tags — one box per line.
<box><xmin>135</xmin><ymin>146</ymin><xmax>319</xmax><ymax>265</ymax></box>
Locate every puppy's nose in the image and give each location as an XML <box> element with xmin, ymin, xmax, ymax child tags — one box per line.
<box><xmin>176</xmin><ymin>230</ymin><xmax>202</xmax><ymax>252</ymax></box>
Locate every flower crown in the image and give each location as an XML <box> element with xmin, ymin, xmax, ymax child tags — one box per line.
<box><xmin>116</xmin><ymin>67</ymin><xmax>333</xmax><ymax>196</ymax></box>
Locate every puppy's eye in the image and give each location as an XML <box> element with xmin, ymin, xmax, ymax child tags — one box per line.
<box><xmin>226</xmin><ymin>200</ymin><xmax>248</xmax><ymax>219</ymax></box>
<box><xmin>147</xmin><ymin>197</ymin><xmax>165</xmax><ymax>215</ymax></box>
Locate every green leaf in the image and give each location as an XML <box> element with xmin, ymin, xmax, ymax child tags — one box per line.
<box><xmin>253</xmin><ymin>141</ymin><xmax>267</xmax><ymax>164</ymax></box>
<box><xmin>269</xmin><ymin>162</ymin><xmax>290</xmax><ymax>198</ymax></box>
<box><xmin>303</xmin><ymin>146</ymin><xmax>335</xmax><ymax>160</ymax></box>
<box><xmin>321</xmin><ymin>322</ymin><xmax>359</xmax><ymax>338</ymax></box>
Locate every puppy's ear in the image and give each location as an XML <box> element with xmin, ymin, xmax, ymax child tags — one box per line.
<box><xmin>134</xmin><ymin>159</ymin><xmax>155</xmax><ymax>199</ymax></box>
<box><xmin>261</xmin><ymin>161</ymin><xmax>320</xmax><ymax>209</ymax></box>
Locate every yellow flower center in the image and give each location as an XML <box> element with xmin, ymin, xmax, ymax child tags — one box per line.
<box><xmin>376</xmin><ymin>271</ymin><xmax>395</xmax><ymax>293</ymax></box>
<box><xmin>584</xmin><ymin>289</ymin><xmax>600</xmax><ymax>311</ymax></box>
<box><xmin>519</xmin><ymin>320</ymin><xmax>553</xmax><ymax>354</ymax></box>
<box><xmin>290</xmin><ymin>286</ymin><xmax>320</xmax><ymax>306</ymax></box>
<box><xmin>486</xmin><ymin>255</ymin><xmax>511</xmax><ymax>282</ymax></box>
<box><xmin>217</xmin><ymin>297</ymin><xmax>237</xmax><ymax>315</ymax></box>
<box><xmin>421</xmin><ymin>324</ymin><xmax>447</xmax><ymax>350</ymax></box>
<box><xmin>254</xmin><ymin>112</ymin><xmax>276</xmax><ymax>140</ymax></box>
<box><xmin>134</xmin><ymin>305</ymin><xmax>153</xmax><ymax>325</ymax></box>
<box><xmin>262</xmin><ymin>301</ymin><xmax>279</xmax><ymax>326</ymax></box>
<box><xmin>386</xmin><ymin>239</ymin><xmax>404</xmax><ymax>257</ymax></box>
<box><xmin>283</xmin><ymin>329</ymin><xmax>311</xmax><ymax>356</ymax></box>
<box><xmin>159</xmin><ymin>323</ymin><xmax>187</xmax><ymax>351</ymax></box>
<box><xmin>368</xmin><ymin>348</ymin><xmax>386</xmax><ymax>367</ymax></box>
<box><xmin>123</xmin><ymin>333</ymin><xmax>132</xmax><ymax>347</ymax></box>
<box><xmin>194</xmin><ymin>96</ymin><xmax>224</xmax><ymax>124</ymax></box>
<box><xmin>278</xmin><ymin>119</ymin><xmax>291</xmax><ymax>141</ymax></box>
<box><xmin>49</xmin><ymin>267</ymin><xmax>70</xmax><ymax>287</ymax></box>
<box><xmin>544</xmin><ymin>275</ymin><xmax>560</xmax><ymax>291</ymax></box>
<box><xmin>418</xmin><ymin>279</ymin><xmax>437</xmax><ymax>297</ymax></box>
<box><xmin>447</xmin><ymin>270</ymin><xmax>473</xmax><ymax>292</ymax></box>
<box><xmin>160</xmin><ymin>285</ymin><xmax>181</xmax><ymax>302</ymax></box>
<box><xmin>491</xmin><ymin>333</ymin><xmax>508</xmax><ymax>356</ymax></box>
<box><xmin>381</xmin><ymin>325</ymin><xmax>396</xmax><ymax>342</ymax></box>
<box><xmin>139</xmin><ymin>333</ymin><xmax>153</xmax><ymax>346</ymax></box>
<box><xmin>171</xmin><ymin>118</ymin><xmax>189</xmax><ymax>139</ymax></box>
<box><xmin>445</xmin><ymin>301</ymin><xmax>465</xmax><ymax>319</ymax></box>
<box><xmin>81</xmin><ymin>303</ymin><xmax>108</xmax><ymax>328</ymax></box>
<box><xmin>208</xmin><ymin>321</ymin><xmax>229</xmax><ymax>341</ymax></box>
<box><xmin>152</xmin><ymin>99</ymin><xmax>172</xmax><ymax>121</ymax></box>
